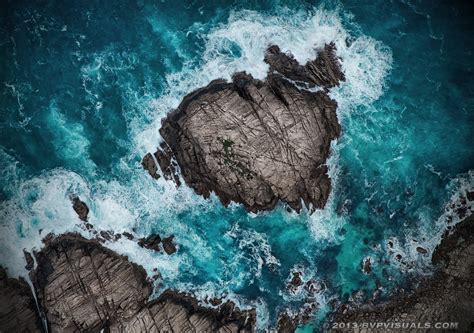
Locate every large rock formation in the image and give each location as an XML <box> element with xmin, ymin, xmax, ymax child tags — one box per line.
<box><xmin>0</xmin><ymin>267</ymin><xmax>43</xmax><ymax>333</ymax></box>
<box><xmin>145</xmin><ymin>43</ymin><xmax>344</xmax><ymax>213</ymax></box>
<box><xmin>330</xmin><ymin>214</ymin><xmax>474</xmax><ymax>332</ymax></box>
<box><xmin>22</xmin><ymin>233</ymin><xmax>256</xmax><ymax>332</ymax></box>
<box><xmin>32</xmin><ymin>233</ymin><xmax>151</xmax><ymax>332</ymax></box>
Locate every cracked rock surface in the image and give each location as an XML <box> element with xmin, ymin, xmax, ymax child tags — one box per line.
<box><xmin>0</xmin><ymin>266</ymin><xmax>43</xmax><ymax>333</ymax></box>
<box><xmin>147</xmin><ymin>43</ymin><xmax>344</xmax><ymax>213</ymax></box>
<box><xmin>19</xmin><ymin>233</ymin><xmax>256</xmax><ymax>332</ymax></box>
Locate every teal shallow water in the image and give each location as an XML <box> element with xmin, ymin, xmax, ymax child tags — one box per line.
<box><xmin>1</xmin><ymin>0</ymin><xmax>473</xmax><ymax>330</ymax></box>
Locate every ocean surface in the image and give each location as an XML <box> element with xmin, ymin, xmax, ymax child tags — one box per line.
<box><xmin>1</xmin><ymin>0</ymin><xmax>473</xmax><ymax>330</ymax></box>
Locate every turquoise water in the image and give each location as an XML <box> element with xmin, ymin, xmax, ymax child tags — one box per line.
<box><xmin>1</xmin><ymin>0</ymin><xmax>473</xmax><ymax>330</ymax></box>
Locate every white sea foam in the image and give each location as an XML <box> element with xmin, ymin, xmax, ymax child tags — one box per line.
<box><xmin>46</xmin><ymin>100</ymin><xmax>97</xmax><ymax>173</ymax></box>
<box><xmin>0</xmin><ymin>6</ymin><xmax>395</xmax><ymax>330</ymax></box>
<box><xmin>0</xmin><ymin>169</ymin><xmax>91</xmax><ymax>278</ymax></box>
<box><xmin>136</xmin><ymin>8</ymin><xmax>393</xmax><ymax>155</ymax></box>
<box><xmin>385</xmin><ymin>170</ymin><xmax>474</xmax><ymax>273</ymax></box>
<box><xmin>225</xmin><ymin>223</ymin><xmax>281</xmax><ymax>279</ymax></box>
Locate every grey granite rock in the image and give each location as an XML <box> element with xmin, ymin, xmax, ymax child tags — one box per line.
<box><xmin>138</xmin><ymin>233</ymin><xmax>162</xmax><ymax>252</ymax></box>
<box><xmin>141</xmin><ymin>153</ymin><xmax>160</xmax><ymax>180</ymax></box>
<box><xmin>148</xmin><ymin>43</ymin><xmax>344</xmax><ymax>213</ymax></box>
<box><xmin>71</xmin><ymin>196</ymin><xmax>89</xmax><ymax>222</ymax></box>
<box><xmin>0</xmin><ymin>266</ymin><xmax>43</xmax><ymax>333</ymax></box>
<box><xmin>162</xmin><ymin>235</ymin><xmax>177</xmax><ymax>255</ymax></box>
<box><xmin>32</xmin><ymin>233</ymin><xmax>151</xmax><ymax>332</ymax></box>
<box><xmin>112</xmin><ymin>290</ymin><xmax>255</xmax><ymax>333</ymax></box>
<box><xmin>25</xmin><ymin>233</ymin><xmax>255</xmax><ymax>333</ymax></box>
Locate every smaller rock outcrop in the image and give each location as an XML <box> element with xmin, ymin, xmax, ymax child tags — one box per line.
<box><xmin>71</xmin><ymin>196</ymin><xmax>89</xmax><ymax>222</ymax></box>
<box><xmin>265</xmin><ymin>43</ymin><xmax>345</xmax><ymax>89</ymax></box>
<box><xmin>141</xmin><ymin>144</ymin><xmax>181</xmax><ymax>185</ymax></box>
<box><xmin>141</xmin><ymin>153</ymin><xmax>160</xmax><ymax>179</ymax></box>
<box><xmin>23</xmin><ymin>250</ymin><xmax>34</xmax><ymax>271</ymax></box>
<box><xmin>32</xmin><ymin>233</ymin><xmax>151</xmax><ymax>332</ymax></box>
<box><xmin>416</xmin><ymin>246</ymin><xmax>428</xmax><ymax>254</ymax></box>
<box><xmin>137</xmin><ymin>234</ymin><xmax>177</xmax><ymax>255</ymax></box>
<box><xmin>162</xmin><ymin>235</ymin><xmax>177</xmax><ymax>255</ymax></box>
<box><xmin>138</xmin><ymin>234</ymin><xmax>162</xmax><ymax>252</ymax></box>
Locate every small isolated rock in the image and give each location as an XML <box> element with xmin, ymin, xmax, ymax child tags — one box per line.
<box><xmin>277</xmin><ymin>312</ymin><xmax>298</xmax><ymax>333</ymax></box>
<box><xmin>23</xmin><ymin>250</ymin><xmax>34</xmax><ymax>271</ymax></box>
<box><xmin>290</xmin><ymin>272</ymin><xmax>303</xmax><ymax>287</ymax></box>
<box><xmin>287</xmin><ymin>271</ymin><xmax>304</xmax><ymax>294</ymax></box>
<box><xmin>362</xmin><ymin>257</ymin><xmax>372</xmax><ymax>274</ymax></box>
<box><xmin>466</xmin><ymin>191</ymin><xmax>474</xmax><ymax>201</ymax></box>
<box><xmin>71</xmin><ymin>196</ymin><xmax>89</xmax><ymax>222</ymax></box>
<box><xmin>122</xmin><ymin>232</ymin><xmax>134</xmax><ymax>240</ymax></box>
<box><xmin>416</xmin><ymin>246</ymin><xmax>428</xmax><ymax>254</ymax></box>
<box><xmin>99</xmin><ymin>230</ymin><xmax>113</xmax><ymax>241</ymax></box>
<box><xmin>162</xmin><ymin>235</ymin><xmax>177</xmax><ymax>255</ymax></box>
<box><xmin>138</xmin><ymin>234</ymin><xmax>161</xmax><ymax>252</ymax></box>
<box><xmin>141</xmin><ymin>153</ymin><xmax>160</xmax><ymax>180</ymax></box>
<box><xmin>304</xmin><ymin>279</ymin><xmax>324</xmax><ymax>297</ymax></box>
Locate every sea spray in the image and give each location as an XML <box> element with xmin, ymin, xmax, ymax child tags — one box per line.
<box><xmin>0</xmin><ymin>2</ymin><xmax>472</xmax><ymax>330</ymax></box>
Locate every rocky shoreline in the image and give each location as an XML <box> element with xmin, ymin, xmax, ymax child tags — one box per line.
<box><xmin>0</xmin><ymin>199</ymin><xmax>474</xmax><ymax>333</ymax></box>
<box><xmin>0</xmin><ymin>198</ymin><xmax>258</xmax><ymax>332</ymax></box>
<box><xmin>329</xmin><ymin>214</ymin><xmax>474</xmax><ymax>332</ymax></box>
<box><xmin>1</xmin><ymin>207</ymin><xmax>473</xmax><ymax>332</ymax></box>
<box><xmin>1</xmin><ymin>233</ymin><xmax>256</xmax><ymax>333</ymax></box>
<box><xmin>143</xmin><ymin>43</ymin><xmax>344</xmax><ymax>213</ymax></box>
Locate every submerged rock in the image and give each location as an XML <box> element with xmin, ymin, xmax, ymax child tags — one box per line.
<box><xmin>286</xmin><ymin>271</ymin><xmax>304</xmax><ymax>295</ymax></box>
<box><xmin>149</xmin><ymin>43</ymin><xmax>344</xmax><ymax>213</ymax></box>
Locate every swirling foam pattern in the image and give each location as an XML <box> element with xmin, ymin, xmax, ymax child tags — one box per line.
<box><xmin>0</xmin><ymin>0</ymin><xmax>473</xmax><ymax>330</ymax></box>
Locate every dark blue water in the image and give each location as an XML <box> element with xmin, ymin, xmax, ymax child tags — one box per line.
<box><xmin>1</xmin><ymin>0</ymin><xmax>473</xmax><ymax>330</ymax></box>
